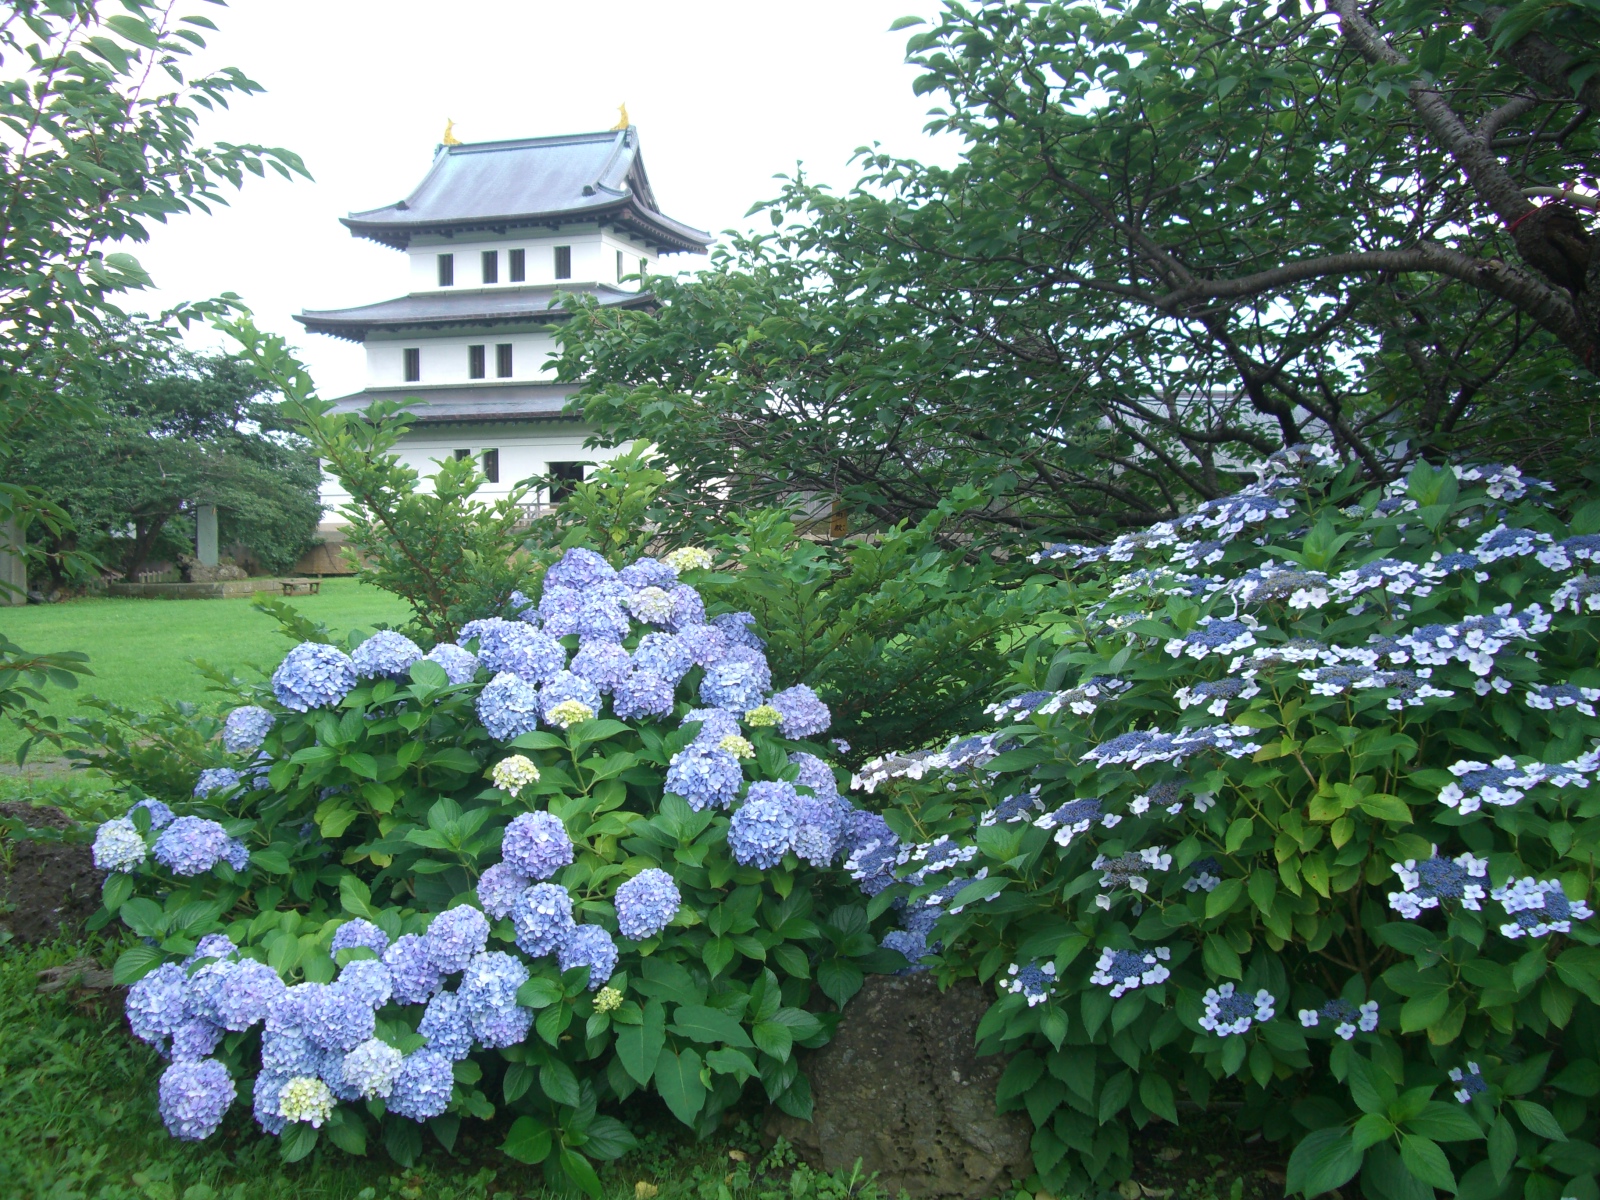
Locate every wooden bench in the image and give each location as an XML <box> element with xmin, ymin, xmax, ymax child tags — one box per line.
<box><xmin>280</xmin><ymin>578</ymin><xmax>321</xmax><ymax>596</ymax></box>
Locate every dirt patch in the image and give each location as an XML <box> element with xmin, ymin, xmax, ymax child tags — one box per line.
<box><xmin>1</xmin><ymin>801</ymin><xmax>102</xmax><ymax>944</ymax></box>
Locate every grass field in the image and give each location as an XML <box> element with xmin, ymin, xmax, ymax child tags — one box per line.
<box><xmin>0</xmin><ymin>581</ymin><xmax>412</xmax><ymax>757</ymax></box>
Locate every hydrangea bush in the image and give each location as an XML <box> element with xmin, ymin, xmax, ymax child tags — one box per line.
<box><xmin>853</xmin><ymin>454</ymin><xmax>1600</xmax><ymax>1200</ymax></box>
<box><xmin>90</xmin><ymin>547</ymin><xmax>895</xmax><ymax>1187</ymax></box>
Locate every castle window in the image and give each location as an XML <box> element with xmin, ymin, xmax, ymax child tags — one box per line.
<box><xmin>468</xmin><ymin>344</ymin><xmax>486</xmax><ymax>379</ymax></box>
<box><xmin>482</xmin><ymin>449</ymin><xmax>500</xmax><ymax>484</ymax></box>
<box><xmin>553</xmin><ymin>245</ymin><xmax>572</xmax><ymax>280</ymax></box>
<box><xmin>453</xmin><ymin>448</ymin><xmax>470</xmax><ymax>461</ymax></box>
<box><xmin>481</xmin><ymin>250</ymin><xmax>498</xmax><ymax>284</ymax></box>
<box><xmin>403</xmin><ymin>348</ymin><xmax>421</xmax><ymax>382</ymax></box>
<box><xmin>549</xmin><ymin>461</ymin><xmax>585</xmax><ymax>502</ymax></box>
<box><xmin>437</xmin><ymin>253</ymin><xmax>454</xmax><ymax>287</ymax></box>
<box><xmin>496</xmin><ymin>343</ymin><xmax>513</xmax><ymax>378</ymax></box>
<box><xmin>509</xmin><ymin>248</ymin><xmax>526</xmax><ymax>282</ymax></box>
<box><xmin>616</xmin><ymin>250</ymin><xmax>624</xmax><ymax>282</ymax></box>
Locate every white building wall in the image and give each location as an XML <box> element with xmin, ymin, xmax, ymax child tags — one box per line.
<box><xmin>317</xmin><ymin>422</ymin><xmax>623</xmax><ymax>513</ymax></box>
<box><xmin>406</xmin><ymin>226</ymin><xmax>654</xmax><ymax>291</ymax></box>
<box><xmin>364</xmin><ymin>330</ymin><xmax>560</xmax><ymax>388</ymax></box>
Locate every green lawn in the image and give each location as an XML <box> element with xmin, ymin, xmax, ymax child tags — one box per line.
<box><xmin>0</xmin><ymin>581</ymin><xmax>412</xmax><ymax>757</ymax></box>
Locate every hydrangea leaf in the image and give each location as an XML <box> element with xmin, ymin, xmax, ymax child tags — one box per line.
<box><xmin>615</xmin><ymin>1000</ymin><xmax>665</xmax><ymax>1086</ymax></box>
<box><xmin>668</xmin><ymin>1004</ymin><xmax>753</xmax><ymax>1048</ymax></box>
<box><xmin>501</xmin><ymin>1115</ymin><xmax>552</xmax><ymax>1165</ymax></box>
<box><xmin>652</xmin><ymin>1045</ymin><xmax>707</xmax><ymax>1125</ymax></box>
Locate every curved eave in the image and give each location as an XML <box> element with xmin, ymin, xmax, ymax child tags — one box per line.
<box><xmin>294</xmin><ymin>291</ymin><xmax>656</xmax><ymax>343</ymax></box>
<box><xmin>341</xmin><ymin>201</ymin><xmax>712</xmax><ymax>254</ymax></box>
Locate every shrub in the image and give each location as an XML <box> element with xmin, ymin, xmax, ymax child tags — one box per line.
<box><xmin>854</xmin><ymin>451</ymin><xmax>1600</xmax><ymax>1200</ymax></box>
<box><xmin>85</xmin><ymin>547</ymin><xmax>897</xmax><ymax>1190</ymax></box>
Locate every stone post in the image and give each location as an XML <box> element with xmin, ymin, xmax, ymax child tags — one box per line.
<box><xmin>1</xmin><ymin>518</ymin><xmax>26</xmax><ymax>605</ymax></box>
<box><xmin>196</xmin><ymin>504</ymin><xmax>219</xmax><ymax>567</ymax></box>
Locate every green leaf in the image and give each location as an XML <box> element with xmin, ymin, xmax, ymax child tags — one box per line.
<box><xmin>653</xmin><ymin>1045</ymin><xmax>707</xmax><ymax>1126</ymax></box>
<box><xmin>540</xmin><ymin>1060</ymin><xmax>581</xmax><ymax>1108</ymax></box>
<box><xmin>105</xmin><ymin>13</ymin><xmax>161</xmax><ymax>46</ymax></box>
<box><xmin>752</xmin><ymin>1020</ymin><xmax>793</xmax><ymax>1060</ymax></box>
<box><xmin>339</xmin><ymin>874</ymin><xmax>376</xmax><ymax>920</ymax></box>
<box><xmin>112</xmin><ymin>944</ymin><xmax>164</xmax><ymax>985</ymax></box>
<box><xmin>616</xmin><ymin>999</ymin><xmax>666</xmax><ymax>1085</ymax></box>
<box><xmin>668</xmin><ymin>1004</ymin><xmax>754</xmax><ymax>1048</ymax></box>
<box><xmin>1202</xmin><ymin>934</ymin><xmax>1242</xmax><ymax>979</ymax></box>
<box><xmin>558</xmin><ymin>1146</ymin><xmax>603</xmax><ymax>1198</ymax></box>
<box><xmin>516</xmin><ymin>976</ymin><xmax>565</xmax><ymax>1009</ymax></box>
<box><xmin>1509</xmin><ymin>1099</ymin><xmax>1567</xmax><ymax>1141</ymax></box>
<box><xmin>1206</xmin><ymin>876</ymin><xmax>1244</xmax><ymax>919</ymax></box>
<box><xmin>1285</xmin><ymin>1127</ymin><xmax>1363</xmax><ymax>1197</ymax></box>
<box><xmin>101</xmin><ymin>872</ymin><xmax>133</xmax><ymax>913</ymax></box>
<box><xmin>1398</xmin><ymin>1134</ymin><xmax>1455</xmax><ymax>1193</ymax></box>
<box><xmin>1352</xmin><ymin>1112</ymin><xmax>1395</xmax><ymax>1152</ymax></box>
<box><xmin>325</xmin><ymin>1109</ymin><xmax>367</xmax><ymax>1156</ymax></box>
<box><xmin>1487</xmin><ymin>1116</ymin><xmax>1516</xmax><ymax>1182</ymax></box>
<box><xmin>1404</xmin><ymin>1101</ymin><xmax>1481</xmax><ymax>1142</ymax></box>
<box><xmin>1400</xmin><ymin>990</ymin><xmax>1450</xmax><ymax>1033</ymax></box>
<box><xmin>1357</xmin><ymin>793</ymin><xmax>1411</xmax><ymax>823</ymax></box>
<box><xmin>706</xmin><ymin>1047</ymin><xmax>759</xmax><ymax>1078</ymax></box>
<box><xmin>582</xmin><ymin>1115</ymin><xmax>639</xmax><ymax>1161</ymax></box>
<box><xmin>281</xmin><ymin>1121</ymin><xmax>318</xmax><ymax>1163</ymax></box>
<box><xmin>501</xmin><ymin>1115</ymin><xmax>552</xmax><ymax>1164</ymax></box>
<box><xmin>817</xmin><ymin>958</ymin><xmax>864</xmax><ymax>1007</ymax></box>
<box><xmin>1139</xmin><ymin>1072</ymin><xmax>1178</xmax><ymax>1123</ymax></box>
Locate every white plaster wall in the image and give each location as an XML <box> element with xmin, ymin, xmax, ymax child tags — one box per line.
<box><xmin>318</xmin><ymin>422</ymin><xmax>623</xmax><ymax>514</ymax></box>
<box><xmin>364</xmin><ymin>330</ymin><xmax>559</xmax><ymax>387</ymax></box>
<box><xmin>407</xmin><ymin>226</ymin><xmax>653</xmax><ymax>291</ymax></box>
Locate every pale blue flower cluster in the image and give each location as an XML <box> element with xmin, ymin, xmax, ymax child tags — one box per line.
<box><xmin>352</xmin><ymin>630</ymin><xmax>423</xmax><ymax>680</ymax></box>
<box><xmin>511</xmin><ymin>883</ymin><xmax>575</xmax><ymax>956</ymax></box>
<box><xmin>500</xmin><ymin>811</ymin><xmax>574</xmax><ymax>880</ymax></box>
<box><xmin>383</xmin><ymin>934</ymin><xmax>444</xmax><ymax>1004</ymax></box>
<box><xmin>614</xmin><ymin>868</ymin><xmax>681</xmax><ymax>939</ymax></box>
<box><xmin>154</xmin><ymin>816</ymin><xmax>232</xmax><ymax>876</ymax></box>
<box><xmin>329</xmin><ymin>918</ymin><xmax>390</xmax><ymax>958</ymax></box>
<box><xmin>557</xmin><ymin>924</ymin><xmax>619</xmax><ymax>988</ymax></box>
<box><xmin>999</xmin><ymin>960</ymin><xmax>1058</xmax><ymax>1006</ymax></box>
<box><xmin>193</xmin><ymin>767</ymin><xmax>241</xmax><ymax>798</ymax></box>
<box><xmin>271</xmin><ymin>642</ymin><xmax>357</xmax><ymax>711</ymax></box>
<box><xmin>158</xmin><ymin>1059</ymin><xmax>236</xmax><ymax>1140</ymax></box>
<box><xmin>1089</xmin><ymin>947</ymin><xmax>1171</xmax><ymax>997</ymax></box>
<box><xmin>476</xmin><ymin>671</ymin><xmax>542</xmax><ymax>741</ymax></box>
<box><xmin>727</xmin><ymin>781</ymin><xmax>800</xmax><ymax>868</ymax></box>
<box><xmin>769</xmin><ymin>684</ymin><xmax>831</xmax><ymax>739</ymax></box>
<box><xmin>613</xmin><ymin>668</ymin><xmax>674</xmax><ymax>719</ymax></box>
<box><xmin>665</xmin><ymin>744</ymin><xmax>744</xmax><ymax>811</ymax></box>
<box><xmin>222</xmin><ymin>705</ymin><xmax>275</xmax><ymax>753</ymax></box>
<box><xmin>425</xmin><ymin>905</ymin><xmax>490</xmax><ymax>973</ymax></box>
<box><xmin>1492</xmin><ymin>876</ymin><xmax>1594</xmax><ymax>938</ymax></box>
<box><xmin>93</xmin><ymin>817</ymin><xmax>148</xmax><ymax>872</ymax></box>
<box><xmin>387</xmin><ymin>1049</ymin><xmax>456</xmax><ymax>1120</ymax></box>
<box><xmin>424</xmin><ymin>641</ymin><xmax>480</xmax><ymax>684</ymax></box>
<box><xmin>1298</xmin><ymin>999</ymin><xmax>1379</xmax><ymax>1040</ymax></box>
<box><xmin>1199</xmin><ymin>983</ymin><xmax>1276</xmax><ymax>1036</ymax></box>
<box><xmin>1388</xmin><ymin>848</ymin><xmax>1488</xmax><ymax>918</ymax></box>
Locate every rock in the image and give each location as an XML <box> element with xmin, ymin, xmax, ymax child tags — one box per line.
<box><xmin>765</xmin><ymin>973</ymin><xmax>1032</xmax><ymax>1200</ymax></box>
<box><xmin>0</xmin><ymin>802</ymin><xmax>101</xmax><ymax>944</ymax></box>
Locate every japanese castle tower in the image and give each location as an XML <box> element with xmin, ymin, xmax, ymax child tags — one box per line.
<box><xmin>295</xmin><ymin>124</ymin><xmax>711</xmax><ymax>526</ymax></box>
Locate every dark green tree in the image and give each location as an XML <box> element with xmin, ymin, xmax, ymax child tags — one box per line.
<box><xmin>556</xmin><ymin>0</ymin><xmax>1600</xmax><ymax>544</ymax></box>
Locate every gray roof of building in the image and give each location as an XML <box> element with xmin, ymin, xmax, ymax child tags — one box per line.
<box><xmin>342</xmin><ymin>128</ymin><xmax>712</xmax><ymax>253</ymax></box>
<box><xmin>326</xmin><ymin>382</ymin><xmax>583</xmax><ymax>424</ymax></box>
<box><xmin>295</xmin><ymin>283</ymin><xmax>649</xmax><ymax>342</ymax></box>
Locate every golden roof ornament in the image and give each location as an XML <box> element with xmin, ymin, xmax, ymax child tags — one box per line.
<box><xmin>441</xmin><ymin>119</ymin><xmax>462</xmax><ymax>146</ymax></box>
<box><xmin>611</xmin><ymin>103</ymin><xmax>629</xmax><ymax>130</ymax></box>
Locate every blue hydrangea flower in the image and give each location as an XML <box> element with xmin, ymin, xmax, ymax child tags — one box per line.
<box><xmin>476</xmin><ymin>671</ymin><xmax>542</xmax><ymax>741</ymax></box>
<box><xmin>683</xmin><ymin>707</ymin><xmax>741</xmax><ymax>746</ymax></box>
<box><xmin>264</xmin><ymin>982</ymin><xmax>319</xmax><ymax>1036</ymax></box>
<box><xmin>193</xmin><ymin>767</ymin><xmax>241</xmax><ymax>799</ymax></box>
<box><xmin>540</xmin><ymin>670</ymin><xmax>603</xmax><ymax>725</ymax></box>
<box><xmin>618</xmin><ymin>557</ymin><xmax>678</xmax><ymax>591</ymax></box>
<box><xmin>481</xmin><ymin>623</ymin><xmax>567</xmax><ymax>685</ymax></box>
<box><xmin>253</xmin><ymin>1070</ymin><xmax>289</xmax><ymax>1134</ymax></box>
<box><xmin>501</xmin><ymin>811</ymin><xmax>574</xmax><ymax>880</ymax></box>
<box><xmin>789</xmin><ymin>752</ymin><xmax>839</xmax><ymax>800</ymax></box>
<box><xmin>222</xmin><ymin>705</ymin><xmax>274</xmax><ymax>753</ymax></box>
<box><xmin>93</xmin><ymin>817</ymin><xmax>147</xmax><ymax>873</ymax></box>
<box><xmin>710</xmin><ymin>611</ymin><xmax>764</xmax><ymax>648</ymax></box>
<box><xmin>271</xmin><ymin>642</ymin><xmax>358</xmax><ymax>712</ymax></box>
<box><xmin>625</xmin><ymin>586</ymin><xmax>676</xmax><ymax>626</ymax></box>
<box><xmin>387</xmin><ymin>1049</ymin><xmax>455</xmax><ymax>1122</ymax></box>
<box><xmin>158</xmin><ymin>1058</ymin><xmax>235</xmax><ymax>1140</ymax></box>
<box><xmin>336</xmin><ymin>959</ymin><xmax>393</xmax><ymax>1008</ymax></box>
<box><xmin>512</xmin><ymin>882</ymin><xmax>575</xmax><ymax>957</ymax></box>
<box><xmin>840</xmin><ymin>810</ymin><xmax>900</xmax><ymax>896</ymax></box>
<box><xmin>425</xmin><ymin>905</ymin><xmax>490</xmax><ymax>974</ymax></box>
<box><xmin>999</xmin><ymin>960</ymin><xmax>1058</xmax><ymax>1006</ymax></box>
<box><xmin>577</xmin><ymin>593</ymin><xmax>631</xmax><ymax>642</ymax></box>
<box><xmin>632</xmin><ymin>632</ymin><xmax>693</xmax><ymax>684</ymax></box>
<box><xmin>557</xmin><ymin>925</ymin><xmax>619</xmax><ymax>988</ymax></box>
<box><xmin>613</xmin><ymin>669</ymin><xmax>675</xmax><ymax>720</ymax></box>
<box><xmin>677</xmin><ymin>623</ymin><xmax>730</xmax><ymax>667</ymax></box>
<box><xmin>127</xmin><ymin>963</ymin><xmax>189</xmax><ymax>1044</ymax></box>
<box><xmin>664</xmin><ymin>584</ymin><xmax>706</xmax><ymax>632</ymax></box>
<box><xmin>352</xmin><ymin>630</ymin><xmax>423</xmax><ymax>680</ymax></box>
<box><xmin>222</xmin><ymin>838</ymin><xmax>250</xmax><ymax>871</ymax></box>
<box><xmin>472</xmin><ymin>1003</ymin><xmax>534</xmax><ymax>1049</ymax></box>
<box><xmin>728</xmin><ymin>781</ymin><xmax>800</xmax><ymax>869</ymax></box>
<box><xmin>341</xmin><ymin>1038</ymin><xmax>404</xmax><ymax>1099</ymax></box>
<box><xmin>537</xmin><ymin>586</ymin><xmax>583</xmax><ymax>638</ymax></box>
<box><xmin>130</xmin><ymin>798</ymin><xmax>175</xmax><ymax>829</ymax></box>
<box><xmin>769</xmin><ymin>684</ymin><xmax>831</xmax><ymax>738</ymax></box>
<box><xmin>476</xmin><ymin>862</ymin><xmax>531</xmax><ymax>920</ymax></box>
<box><xmin>330</xmin><ymin>918</ymin><xmax>390</xmax><ymax>959</ymax></box>
<box><xmin>186</xmin><ymin>934</ymin><xmax>237</xmax><ymax>966</ymax></box>
<box><xmin>207</xmin><ymin>958</ymin><xmax>286</xmax><ymax>1031</ymax></box>
<box><xmin>665</xmin><ymin>744</ymin><xmax>743</xmax><ymax>811</ymax></box>
<box><xmin>262</xmin><ymin>1029</ymin><xmax>328</xmax><ymax>1077</ymax></box>
<box><xmin>571</xmin><ymin>640</ymin><xmax>633</xmax><ymax>693</ymax></box>
<box><xmin>1389</xmin><ymin>848</ymin><xmax>1488</xmax><ymax>918</ymax></box>
<box><xmin>302</xmin><ymin>984</ymin><xmax>376</xmax><ymax>1052</ymax></box>
<box><xmin>457</xmin><ymin>951</ymin><xmax>529</xmax><ymax>1016</ymax></box>
<box><xmin>424</xmin><ymin>642</ymin><xmax>479</xmax><ymax>685</ymax></box>
<box><xmin>545</xmin><ymin>547</ymin><xmax>617</xmax><ymax>591</ymax></box>
<box><xmin>418</xmin><ymin>991</ymin><xmax>474</xmax><ymax>1060</ymax></box>
<box><xmin>1492</xmin><ymin>876</ymin><xmax>1594</xmax><ymax>937</ymax></box>
<box><xmin>383</xmin><ymin>934</ymin><xmax>444</xmax><ymax>1005</ymax></box>
<box><xmin>169</xmin><ymin>1017</ymin><xmax>224</xmax><ymax>1062</ymax></box>
<box><xmin>791</xmin><ymin>791</ymin><xmax>843</xmax><ymax>867</ymax></box>
<box><xmin>1449</xmin><ymin>1062</ymin><xmax>1487</xmax><ymax>1104</ymax></box>
<box><xmin>1089</xmin><ymin>947</ymin><xmax>1172</xmax><ymax>998</ymax></box>
<box><xmin>1298</xmin><ymin>999</ymin><xmax>1379</xmax><ymax>1040</ymax></box>
<box><xmin>881</xmin><ymin>930</ymin><xmax>932</xmax><ymax>973</ymax></box>
<box><xmin>614</xmin><ymin>868</ymin><xmax>681</xmax><ymax>940</ymax></box>
<box><xmin>153</xmin><ymin>816</ymin><xmax>231</xmax><ymax>876</ymax></box>
<box><xmin>699</xmin><ymin>652</ymin><xmax>771</xmax><ymax>712</ymax></box>
<box><xmin>1199</xmin><ymin>983</ymin><xmax>1276</xmax><ymax>1036</ymax></box>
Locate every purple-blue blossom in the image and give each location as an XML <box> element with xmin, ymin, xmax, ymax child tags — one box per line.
<box><xmin>500</xmin><ymin>811</ymin><xmax>574</xmax><ymax>880</ymax></box>
<box><xmin>475</xmin><ymin>671</ymin><xmax>542</xmax><ymax>741</ymax></box>
<box><xmin>419</xmin><ymin>991</ymin><xmax>474</xmax><ymax>1060</ymax></box>
<box><xmin>425</xmin><ymin>905</ymin><xmax>491</xmax><ymax>974</ymax></box>
<box><xmin>727</xmin><ymin>781</ymin><xmax>800</xmax><ymax>869</ymax></box>
<box><xmin>271</xmin><ymin>642</ymin><xmax>358</xmax><ymax>712</ymax></box>
<box><xmin>352</xmin><ymin>630</ymin><xmax>423</xmax><ymax>680</ymax></box>
<box><xmin>207</xmin><ymin>958</ymin><xmax>286</xmax><ymax>1030</ymax></box>
<box><xmin>383</xmin><ymin>934</ymin><xmax>444</xmax><ymax>1004</ymax></box>
<box><xmin>130</xmin><ymin>798</ymin><xmax>175</xmax><ymax>829</ymax></box>
<box><xmin>127</xmin><ymin>963</ymin><xmax>189</xmax><ymax>1044</ymax></box>
<box><xmin>571</xmin><ymin>639</ymin><xmax>633</xmax><ymax>693</ymax></box>
<box><xmin>222</xmin><ymin>705</ymin><xmax>274</xmax><ymax>753</ymax></box>
<box><xmin>664</xmin><ymin>584</ymin><xmax>706</xmax><ymax>631</ymax></box>
<box><xmin>336</xmin><ymin>959</ymin><xmax>393</xmax><ymax>1008</ymax></box>
<box><xmin>699</xmin><ymin>658</ymin><xmax>768</xmax><ymax>712</ymax></box>
<box><xmin>457</xmin><ymin>951</ymin><xmax>529</xmax><ymax>1016</ymax></box>
<box><xmin>1199</xmin><ymin>983</ymin><xmax>1275</xmax><ymax>1036</ymax></box>
<box><xmin>769</xmin><ymin>684</ymin><xmax>831</xmax><ymax>738</ymax></box>
<box><xmin>614</xmin><ymin>868</ymin><xmax>681</xmax><ymax>940</ymax></box>
<box><xmin>424</xmin><ymin>641</ymin><xmax>480</xmax><ymax>685</ymax></box>
<box><xmin>664</xmin><ymin>744</ymin><xmax>744</xmax><ymax>811</ymax></box>
<box><xmin>544</xmin><ymin>547</ymin><xmax>616</xmax><ymax>591</ymax></box>
<box><xmin>557</xmin><ymin>925</ymin><xmax>619</xmax><ymax>988</ymax></box>
<box><xmin>999</xmin><ymin>960</ymin><xmax>1057</xmax><ymax>1006</ymax></box>
<box><xmin>1298</xmin><ymin>999</ymin><xmax>1379</xmax><ymax>1040</ymax></box>
<box><xmin>540</xmin><ymin>670</ymin><xmax>603</xmax><ymax>724</ymax></box>
<box><xmin>612</xmin><ymin>669</ymin><xmax>675</xmax><ymax>720</ymax></box>
<box><xmin>341</xmin><ymin>1038</ymin><xmax>404</xmax><ymax>1099</ymax></box>
<box><xmin>386</xmin><ymin>1049</ymin><xmax>455</xmax><ymax>1122</ymax></box>
<box><xmin>193</xmin><ymin>767</ymin><xmax>241</xmax><ymax>799</ymax></box>
<box><xmin>476</xmin><ymin>862</ymin><xmax>531</xmax><ymax>920</ymax></box>
<box><xmin>301</xmin><ymin>984</ymin><xmax>376</xmax><ymax>1053</ymax></box>
<box><xmin>710</xmin><ymin>611</ymin><xmax>765</xmax><ymax>649</ymax></box>
<box><xmin>472</xmin><ymin>1003</ymin><xmax>534</xmax><ymax>1049</ymax></box>
<box><xmin>330</xmin><ymin>918</ymin><xmax>390</xmax><ymax>959</ymax></box>
<box><xmin>158</xmin><ymin>1059</ymin><xmax>235</xmax><ymax>1140</ymax></box>
<box><xmin>511</xmin><ymin>882</ymin><xmax>575</xmax><ymax>956</ymax></box>
<box><xmin>1088</xmin><ymin>947</ymin><xmax>1171</xmax><ymax>997</ymax></box>
<box><xmin>618</xmin><ymin>556</ymin><xmax>678</xmax><ymax>591</ymax></box>
<box><xmin>632</xmin><ymin>632</ymin><xmax>693</xmax><ymax>683</ymax></box>
<box><xmin>153</xmin><ymin>816</ymin><xmax>231</xmax><ymax>876</ymax></box>
<box><xmin>474</xmin><ymin>621</ymin><xmax>566</xmax><ymax>685</ymax></box>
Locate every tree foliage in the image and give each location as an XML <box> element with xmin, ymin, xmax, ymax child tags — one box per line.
<box><xmin>556</xmin><ymin>0</ymin><xmax>1600</xmax><ymax>544</ymax></box>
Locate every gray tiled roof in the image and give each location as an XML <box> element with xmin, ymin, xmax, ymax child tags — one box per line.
<box><xmin>342</xmin><ymin>128</ymin><xmax>712</xmax><ymax>253</ymax></box>
<box><xmin>326</xmin><ymin>382</ymin><xmax>583</xmax><ymax>424</ymax></box>
<box><xmin>295</xmin><ymin>283</ymin><xmax>648</xmax><ymax>342</ymax></box>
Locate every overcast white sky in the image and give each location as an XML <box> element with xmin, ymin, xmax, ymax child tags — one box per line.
<box><xmin>129</xmin><ymin>0</ymin><xmax>962</xmax><ymax>398</ymax></box>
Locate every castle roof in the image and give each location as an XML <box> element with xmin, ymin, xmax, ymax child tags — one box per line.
<box><xmin>340</xmin><ymin>128</ymin><xmax>712</xmax><ymax>253</ymax></box>
<box><xmin>295</xmin><ymin>282</ymin><xmax>650</xmax><ymax>342</ymax></box>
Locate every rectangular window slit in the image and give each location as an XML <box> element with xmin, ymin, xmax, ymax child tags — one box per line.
<box><xmin>553</xmin><ymin>245</ymin><xmax>572</xmax><ymax>279</ymax></box>
<box><xmin>437</xmin><ymin>253</ymin><xmax>454</xmax><ymax>287</ymax></box>
<box><xmin>403</xmin><ymin>348</ymin><xmax>421</xmax><ymax>382</ymax></box>
<box><xmin>481</xmin><ymin>250</ymin><xmax>498</xmax><ymax>284</ymax></box>
<box><xmin>509</xmin><ymin>248</ymin><xmax>526</xmax><ymax>282</ymax></box>
<box><xmin>468</xmin><ymin>344</ymin><xmax>486</xmax><ymax>379</ymax></box>
<box><xmin>496</xmin><ymin>343</ymin><xmax>513</xmax><ymax>378</ymax></box>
